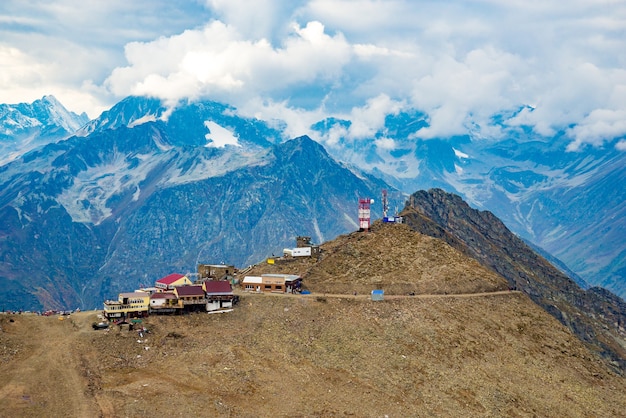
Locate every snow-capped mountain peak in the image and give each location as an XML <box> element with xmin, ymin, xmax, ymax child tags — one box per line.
<box><xmin>0</xmin><ymin>95</ymin><xmax>90</xmax><ymax>165</ymax></box>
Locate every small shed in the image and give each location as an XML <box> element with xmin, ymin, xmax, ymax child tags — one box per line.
<box><xmin>242</xmin><ymin>276</ymin><xmax>263</xmax><ymax>292</ymax></box>
<box><xmin>371</xmin><ymin>289</ymin><xmax>384</xmax><ymax>301</ymax></box>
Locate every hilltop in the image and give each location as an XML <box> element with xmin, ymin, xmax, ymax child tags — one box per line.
<box><xmin>401</xmin><ymin>188</ymin><xmax>626</xmax><ymax>373</ymax></box>
<box><xmin>248</xmin><ymin>221</ymin><xmax>508</xmax><ymax>296</ymax></box>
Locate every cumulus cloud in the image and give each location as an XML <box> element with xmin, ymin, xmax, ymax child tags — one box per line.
<box><xmin>105</xmin><ymin>20</ymin><xmax>352</xmax><ymax>110</ymax></box>
<box><xmin>3</xmin><ymin>0</ymin><xmax>626</xmax><ymax>149</ymax></box>
<box><xmin>0</xmin><ymin>0</ymin><xmax>212</xmax><ymax>116</ymax></box>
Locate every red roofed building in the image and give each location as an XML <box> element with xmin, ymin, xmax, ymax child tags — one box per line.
<box><xmin>174</xmin><ymin>285</ymin><xmax>205</xmax><ymax>312</ymax></box>
<box><xmin>155</xmin><ymin>273</ymin><xmax>192</xmax><ymax>290</ymax></box>
<box><xmin>203</xmin><ymin>280</ymin><xmax>236</xmax><ymax>311</ymax></box>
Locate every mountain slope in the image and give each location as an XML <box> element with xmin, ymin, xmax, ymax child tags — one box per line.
<box><xmin>401</xmin><ymin>188</ymin><xmax>626</xmax><ymax>372</ymax></box>
<box><xmin>2</xmin><ymin>222</ymin><xmax>626</xmax><ymax>416</ymax></box>
<box><xmin>0</xmin><ymin>96</ymin><xmax>394</xmax><ymax>311</ymax></box>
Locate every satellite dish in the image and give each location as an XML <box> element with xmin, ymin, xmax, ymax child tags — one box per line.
<box><xmin>370</xmin><ymin>199</ymin><xmax>375</xmax><ymax>204</ymax></box>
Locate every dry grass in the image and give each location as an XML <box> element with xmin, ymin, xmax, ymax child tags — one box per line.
<box><xmin>249</xmin><ymin>223</ymin><xmax>509</xmax><ymax>296</ymax></box>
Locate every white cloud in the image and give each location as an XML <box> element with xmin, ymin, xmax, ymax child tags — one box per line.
<box><xmin>346</xmin><ymin>95</ymin><xmax>403</xmax><ymax>140</ymax></box>
<box><xmin>2</xmin><ymin>0</ymin><xmax>626</xmax><ymax>149</ymax></box>
<box><xmin>567</xmin><ymin>108</ymin><xmax>626</xmax><ymax>151</ymax></box>
<box><xmin>0</xmin><ymin>0</ymin><xmax>212</xmax><ymax>117</ymax></box>
<box><xmin>104</xmin><ymin>20</ymin><xmax>352</xmax><ymax>111</ymax></box>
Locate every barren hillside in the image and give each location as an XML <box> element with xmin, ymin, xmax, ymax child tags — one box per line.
<box><xmin>1</xmin><ymin>292</ymin><xmax>625</xmax><ymax>417</ymax></box>
<box><xmin>248</xmin><ymin>222</ymin><xmax>509</xmax><ymax>296</ymax></box>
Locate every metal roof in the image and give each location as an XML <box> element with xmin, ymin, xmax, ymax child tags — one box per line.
<box><xmin>242</xmin><ymin>276</ymin><xmax>263</xmax><ymax>284</ymax></box>
<box><xmin>156</xmin><ymin>273</ymin><xmax>186</xmax><ymax>285</ymax></box>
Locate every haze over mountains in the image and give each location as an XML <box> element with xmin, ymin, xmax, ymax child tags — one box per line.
<box><xmin>0</xmin><ymin>95</ymin><xmax>624</xmax><ymax>313</ymax></box>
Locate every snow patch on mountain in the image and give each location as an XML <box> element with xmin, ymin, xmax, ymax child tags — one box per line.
<box><xmin>128</xmin><ymin>114</ymin><xmax>157</xmax><ymax>128</ymax></box>
<box><xmin>453</xmin><ymin>148</ymin><xmax>470</xmax><ymax>159</ymax></box>
<box><xmin>204</xmin><ymin>121</ymin><xmax>240</xmax><ymax>148</ymax></box>
<box><xmin>40</xmin><ymin>95</ymin><xmax>88</xmax><ymax>133</ymax></box>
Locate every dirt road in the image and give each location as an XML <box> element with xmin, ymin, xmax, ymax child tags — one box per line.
<box><xmin>0</xmin><ymin>313</ymin><xmax>104</xmax><ymax>417</ymax></box>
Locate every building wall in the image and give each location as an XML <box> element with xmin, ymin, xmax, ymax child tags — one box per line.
<box><xmin>198</xmin><ymin>264</ymin><xmax>235</xmax><ymax>281</ymax></box>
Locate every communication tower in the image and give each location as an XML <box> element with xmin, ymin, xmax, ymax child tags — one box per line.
<box><xmin>382</xmin><ymin>189</ymin><xmax>389</xmax><ymax>219</ymax></box>
<box><xmin>358</xmin><ymin>197</ymin><xmax>373</xmax><ymax>231</ymax></box>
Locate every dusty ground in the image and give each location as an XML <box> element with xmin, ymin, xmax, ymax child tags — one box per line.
<box><xmin>1</xmin><ymin>290</ymin><xmax>625</xmax><ymax>418</ymax></box>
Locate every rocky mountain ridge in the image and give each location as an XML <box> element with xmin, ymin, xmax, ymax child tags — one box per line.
<box><xmin>0</xmin><ymin>95</ymin><xmax>89</xmax><ymax>166</ymax></box>
<box><xmin>401</xmin><ymin>188</ymin><xmax>626</xmax><ymax>372</ymax></box>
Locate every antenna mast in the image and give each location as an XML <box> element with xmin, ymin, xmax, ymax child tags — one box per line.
<box><xmin>382</xmin><ymin>189</ymin><xmax>389</xmax><ymax>219</ymax></box>
<box><xmin>358</xmin><ymin>197</ymin><xmax>372</xmax><ymax>232</ymax></box>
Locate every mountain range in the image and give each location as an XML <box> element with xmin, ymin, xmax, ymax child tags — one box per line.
<box><xmin>0</xmin><ymin>95</ymin><xmax>624</xmax><ymax>312</ymax></box>
<box><xmin>0</xmin><ymin>95</ymin><xmax>88</xmax><ymax>166</ymax></box>
<box><xmin>0</xmin><ymin>96</ymin><xmax>393</xmax><ymax>311</ymax></box>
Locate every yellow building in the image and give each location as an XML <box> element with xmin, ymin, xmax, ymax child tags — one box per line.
<box><xmin>155</xmin><ymin>273</ymin><xmax>192</xmax><ymax>290</ymax></box>
<box><xmin>103</xmin><ymin>292</ymin><xmax>150</xmax><ymax>319</ymax></box>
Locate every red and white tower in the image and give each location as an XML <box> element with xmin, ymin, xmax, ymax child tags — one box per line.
<box><xmin>358</xmin><ymin>197</ymin><xmax>372</xmax><ymax>231</ymax></box>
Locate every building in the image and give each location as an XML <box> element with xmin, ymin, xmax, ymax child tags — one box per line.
<box><xmin>155</xmin><ymin>273</ymin><xmax>192</xmax><ymax>291</ymax></box>
<box><xmin>136</xmin><ymin>287</ymin><xmax>158</xmax><ymax>295</ymax></box>
<box><xmin>203</xmin><ymin>280</ymin><xmax>235</xmax><ymax>311</ymax></box>
<box><xmin>103</xmin><ymin>292</ymin><xmax>150</xmax><ymax>319</ymax></box>
<box><xmin>197</xmin><ymin>264</ymin><xmax>236</xmax><ymax>282</ymax></box>
<box><xmin>242</xmin><ymin>276</ymin><xmax>263</xmax><ymax>292</ymax></box>
<box><xmin>283</xmin><ymin>247</ymin><xmax>312</xmax><ymax>257</ymax></box>
<box><xmin>241</xmin><ymin>274</ymin><xmax>302</xmax><ymax>293</ymax></box>
<box><xmin>262</xmin><ymin>274</ymin><xmax>302</xmax><ymax>293</ymax></box>
<box><xmin>149</xmin><ymin>292</ymin><xmax>180</xmax><ymax>313</ymax></box>
<box><xmin>296</xmin><ymin>236</ymin><xmax>321</xmax><ymax>255</ymax></box>
<box><xmin>174</xmin><ymin>285</ymin><xmax>206</xmax><ymax>311</ymax></box>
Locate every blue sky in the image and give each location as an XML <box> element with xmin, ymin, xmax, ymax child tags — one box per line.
<box><xmin>1</xmin><ymin>0</ymin><xmax>625</xmax><ymax>151</ymax></box>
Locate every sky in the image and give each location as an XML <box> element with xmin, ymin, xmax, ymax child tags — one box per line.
<box><xmin>1</xmin><ymin>0</ymin><xmax>625</xmax><ymax>151</ymax></box>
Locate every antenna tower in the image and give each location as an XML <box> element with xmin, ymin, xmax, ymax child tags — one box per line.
<box><xmin>382</xmin><ymin>189</ymin><xmax>389</xmax><ymax>219</ymax></box>
<box><xmin>358</xmin><ymin>197</ymin><xmax>372</xmax><ymax>231</ymax></box>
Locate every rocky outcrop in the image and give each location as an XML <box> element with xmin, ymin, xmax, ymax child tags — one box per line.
<box><xmin>402</xmin><ymin>188</ymin><xmax>626</xmax><ymax>373</ymax></box>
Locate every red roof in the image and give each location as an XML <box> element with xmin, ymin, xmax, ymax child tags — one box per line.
<box><xmin>175</xmin><ymin>285</ymin><xmax>205</xmax><ymax>297</ymax></box>
<box><xmin>204</xmin><ymin>280</ymin><xmax>233</xmax><ymax>294</ymax></box>
<box><xmin>156</xmin><ymin>273</ymin><xmax>185</xmax><ymax>285</ymax></box>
